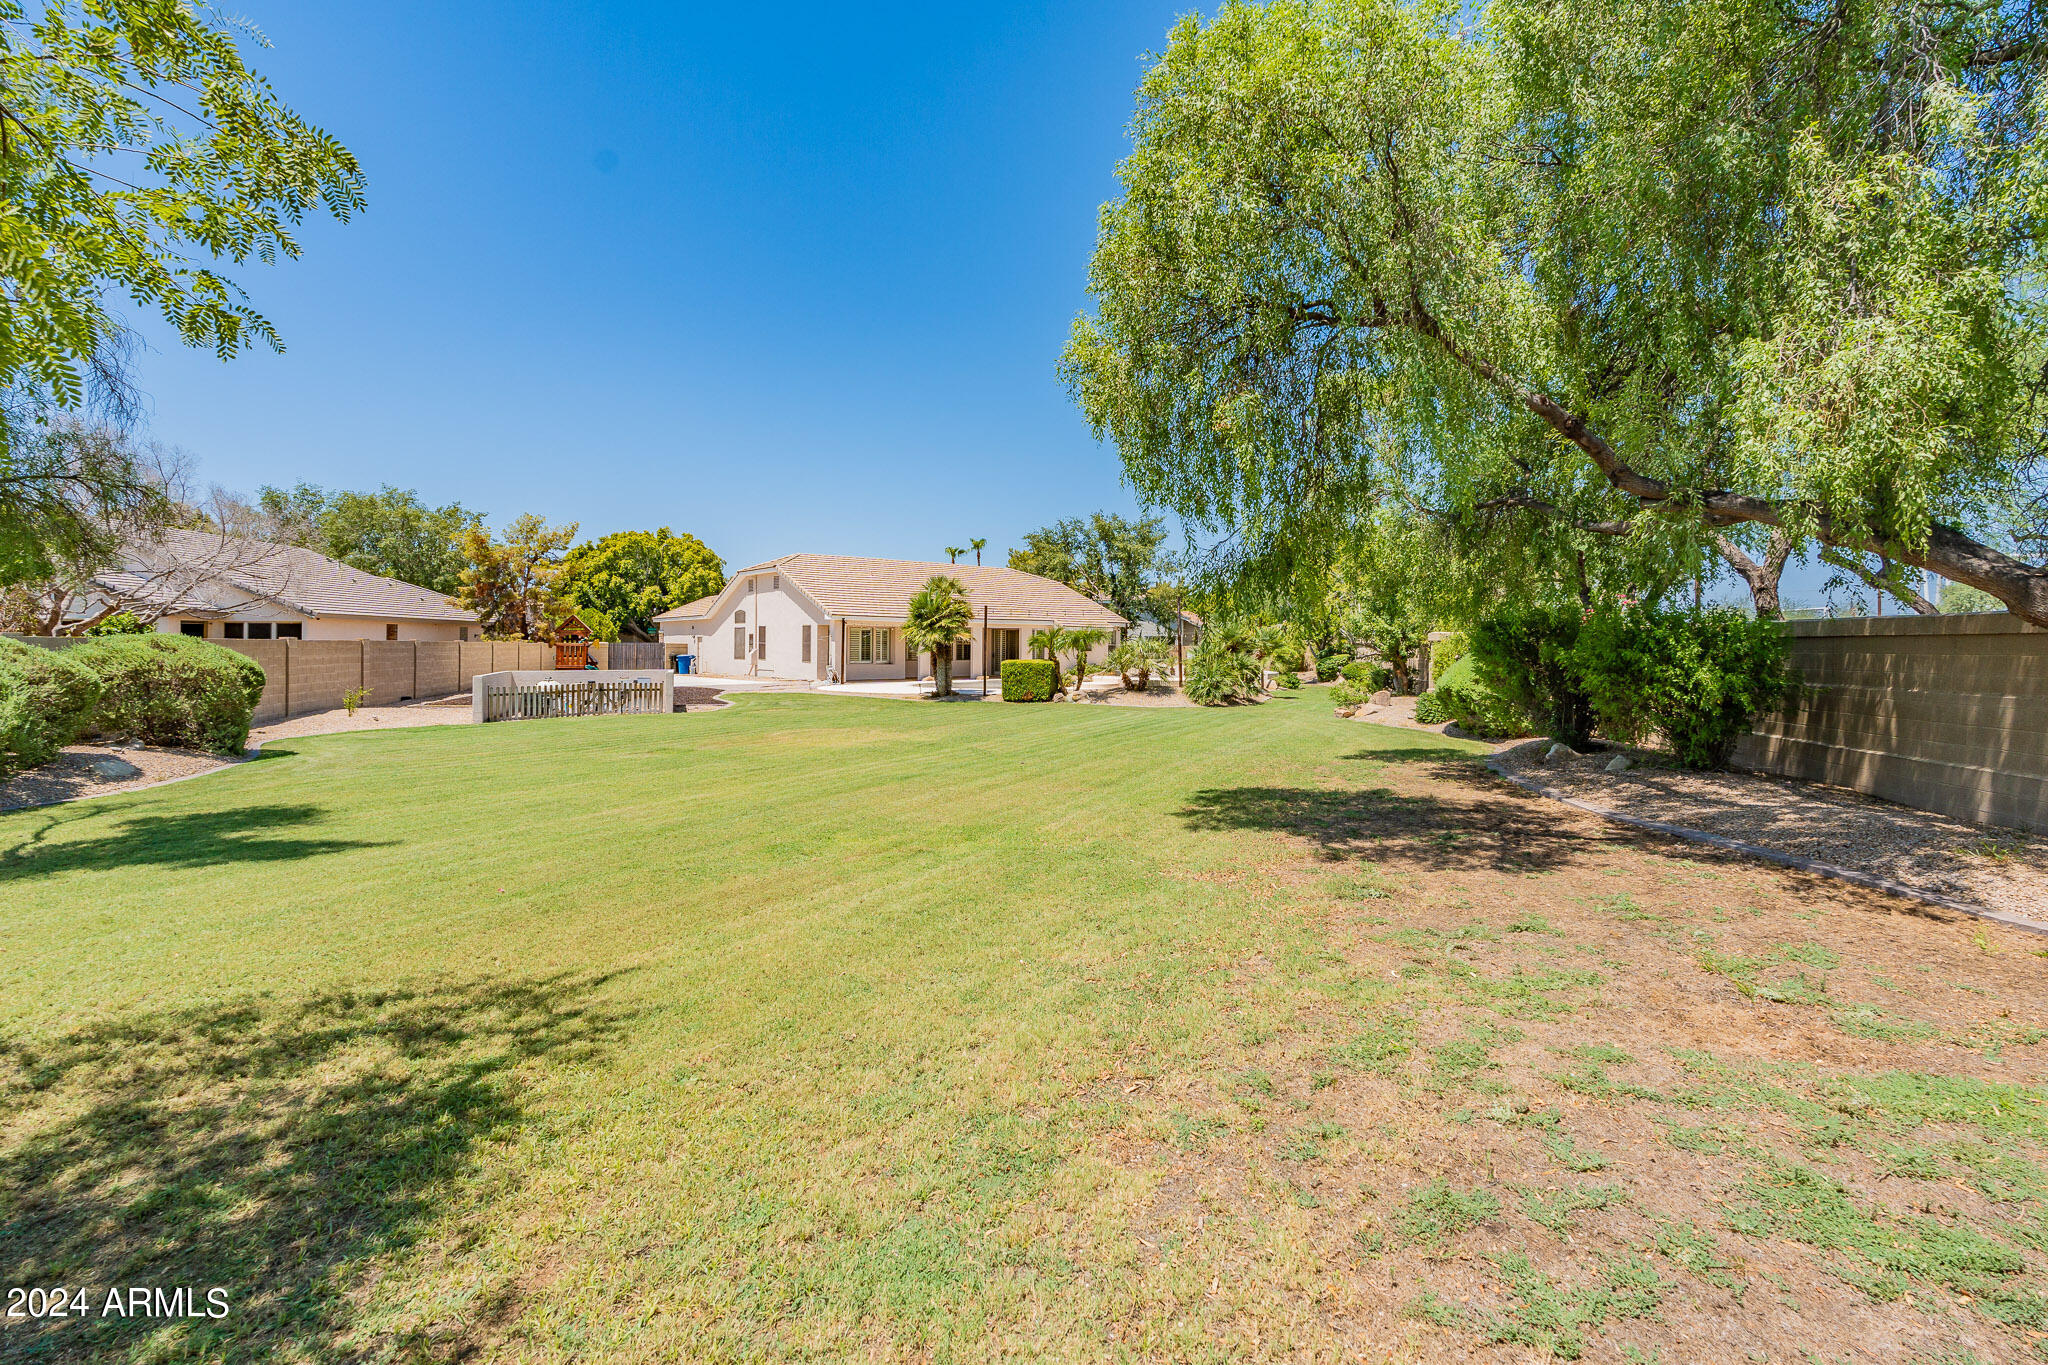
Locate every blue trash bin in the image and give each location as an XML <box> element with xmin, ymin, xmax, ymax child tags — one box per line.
<box><xmin>674</xmin><ymin>654</ymin><xmax>695</xmax><ymax>675</ymax></box>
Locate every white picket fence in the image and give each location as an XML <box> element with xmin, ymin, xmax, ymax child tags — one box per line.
<box><xmin>471</xmin><ymin>670</ymin><xmax>675</xmax><ymax>723</ymax></box>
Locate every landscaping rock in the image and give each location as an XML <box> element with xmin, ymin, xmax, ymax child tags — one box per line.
<box><xmin>1605</xmin><ymin>754</ymin><xmax>1633</xmax><ymax>773</ymax></box>
<box><xmin>1336</xmin><ymin>706</ymin><xmax>1359</xmax><ymax>719</ymax></box>
<box><xmin>87</xmin><ymin>756</ymin><xmax>144</xmax><ymax>780</ymax></box>
<box><xmin>1544</xmin><ymin>742</ymin><xmax>1571</xmax><ymax>763</ymax></box>
<box><xmin>1370</xmin><ymin>689</ymin><xmax>1392</xmax><ymax>706</ymax></box>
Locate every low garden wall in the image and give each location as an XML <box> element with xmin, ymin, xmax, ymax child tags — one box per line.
<box><xmin>470</xmin><ymin>669</ymin><xmax>674</xmax><ymax>723</ymax></box>
<box><xmin>1732</xmin><ymin>614</ymin><xmax>2048</xmax><ymax>835</ymax></box>
<box><xmin>3</xmin><ymin>635</ymin><xmax>556</xmax><ymax>723</ymax></box>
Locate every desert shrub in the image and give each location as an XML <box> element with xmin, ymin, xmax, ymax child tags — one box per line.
<box><xmin>1274</xmin><ymin>667</ymin><xmax>1302</xmax><ymax>689</ymax></box>
<box><xmin>1330</xmin><ymin>680</ymin><xmax>1371</xmax><ymax>708</ymax></box>
<box><xmin>1342</xmin><ymin>659</ymin><xmax>1391</xmax><ymax>692</ymax></box>
<box><xmin>67</xmin><ymin>634</ymin><xmax>268</xmax><ymax>753</ymax></box>
<box><xmin>1000</xmin><ymin>658</ymin><xmax>1059</xmax><ymax>702</ymax></box>
<box><xmin>1183</xmin><ymin>635</ymin><xmax>1262</xmax><ymax>705</ymax></box>
<box><xmin>1430</xmin><ymin>654</ymin><xmax>1525</xmax><ymax>737</ymax></box>
<box><xmin>1470</xmin><ymin>605</ymin><xmax>1597</xmax><ymax>749</ymax></box>
<box><xmin>1316</xmin><ymin>650</ymin><xmax>1350</xmax><ymax>682</ymax></box>
<box><xmin>1413</xmin><ymin>689</ymin><xmax>1448</xmax><ymax>724</ymax></box>
<box><xmin>0</xmin><ymin>638</ymin><xmax>102</xmax><ymax>778</ymax></box>
<box><xmin>1571</xmin><ymin>606</ymin><xmax>1794</xmax><ymax>769</ymax></box>
<box><xmin>86</xmin><ymin>610</ymin><xmax>148</xmax><ymax>636</ymax></box>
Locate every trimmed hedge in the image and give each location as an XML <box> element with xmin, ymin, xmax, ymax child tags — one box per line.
<box><xmin>1429</xmin><ymin>654</ymin><xmax>1525</xmax><ymax>737</ymax></box>
<box><xmin>0</xmin><ymin>638</ymin><xmax>102</xmax><ymax>778</ymax></box>
<box><xmin>67</xmin><ymin>634</ymin><xmax>267</xmax><ymax>754</ymax></box>
<box><xmin>1001</xmin><ymin>658</ymin><xmax>1059</xmax><ymax>702</ymax></box>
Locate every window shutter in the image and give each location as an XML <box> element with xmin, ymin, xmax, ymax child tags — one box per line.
<box><xmin>733</xmin><ymin>626</ymin><xmax>745</xmax><ymax>659</ymax></box>
<box><xmin>801</xmin><ymin>625</ymin><xmax>811</xmax><ymax>662</ymax></box>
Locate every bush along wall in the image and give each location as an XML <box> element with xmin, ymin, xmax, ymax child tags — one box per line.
<box><xmin>1571</xmin><ymin>606</ymin><xmax>1794</xmax><ymax>769</ymax></box>
<box><xmin>0</xmin><ymin>638</ymin><xmax>103</xmax><ymax>778</ymax></box>
<box><xmin>1001</xmin><ymin>658</ymin><xmax>1059</xmax><ymax>702</ymax></box>
<box><xmin>1470</xmin><ymin>606</ymin><xmax>1597</xmax><ymax>749</ymax></box>
<box><xmin>68</xmin><ymin>634</ymin><xmax>268</xmax><ymax>754</ymax></box>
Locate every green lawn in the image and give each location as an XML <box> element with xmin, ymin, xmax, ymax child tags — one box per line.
<box><xmin>5</xmin><ymin>690</ymin><xmax>2047</xmax><ymax>1363</ymax></box>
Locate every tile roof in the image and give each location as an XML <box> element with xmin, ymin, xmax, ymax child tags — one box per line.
<box><xmin>100</xmin><ymin>529</ymin><xmax>477</xmax><ymax>623</ymax></box>
<box><xmin>653</xmin><ymin>554</ymin><xmax>1126</xmax><ymax>628</ymax></box>
<box><xmin>658</xmin><ymin>593</ymin><xmax>721</xmax><ymax>621</ymax></box>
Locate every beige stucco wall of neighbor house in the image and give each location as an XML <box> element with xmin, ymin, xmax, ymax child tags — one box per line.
<box><xmin>1731</xmin><ymin>613</ymin><xmax>2048</xmax><ymax>835</ymax></box>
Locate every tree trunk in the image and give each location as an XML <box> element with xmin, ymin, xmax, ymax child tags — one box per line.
<box><xmin>934</xmin><ymin>649</ymin><xmax>952</xmax><ymax>697</ymax></box>
<box><xmin>1712</xmin><ymin>531</ymin><xmax>1792</xmax><ymax>619</ymax></box>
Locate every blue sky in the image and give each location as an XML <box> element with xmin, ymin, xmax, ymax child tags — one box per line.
<box><xmin>127</xmin><ymin>2</ymin><xmax>1189</xmax><ymax>573</ymax></box>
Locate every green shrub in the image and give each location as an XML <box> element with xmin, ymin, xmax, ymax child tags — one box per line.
<box><xmin>1430</xmin><ymin>630</ymin><xmax>1469</xmax><ymax>677</ymax></box>
<box><xmin>1430</xmin><ymin>654</ymin><xmax>1525</xmax><ymax>737</ymax></box>
<box><xmin>0</xmin><ymin>638</ymin><xmax>102</xmax><ymax>778</ymax></box>
<box><xmin>1470</xmin><ymin>605</ymin><xmax>1597</xmax><ymax>749</ymax></box>
<box><xmin>1413</xmin><ymin>689</ymin><xmax>1448</xmax><ymax>724</ymax></box>
<box><xmin>85</xmin><ymin>610</ymin><xmax>148</xmax><ymax>636</ymax></box>
<box><xmin>1342</xmin><ymin>660</ymin><xmax>1391</xmax><ymax>692</ymax></box>
<box><xmin>1000</xmin><ymin>658</ymin><xmax>1059</xmax><ymax>702</ymax></box>
<box><xmin>1183</xmin><ymin>633</ymin><xmax>1263</xmax><ymax>705</ymax></box>
<box><xmin>68</xmin><ymin>634</ymin><xmax>268</xmax><ymax>753</ymax></box>
<box><xmin>1274</xmin><ymin>668</ymin><xmax>1302</xmax><ymax>689</ymax></box>
<box><xmin>1572</xmin><ymin>606</ymin><xmax>1794</xmax><ymax>769</ymax></box>
<box><xmin>1315</xmin><ymin>651</ymin><xmax>1350</xmax><ymax>682</ymax></box>
<box><xmin>1330</xmin><ymin>680</ymin><xmax>1371</xmax><ymax>708</ymax></box>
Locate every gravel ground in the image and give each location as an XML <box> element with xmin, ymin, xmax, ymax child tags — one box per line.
<box><xmin>1496</xmin><ymin>739</ymin><xmax>2048</xmax><ymax>922</ymax></box>
<box><xmin>1073</xmin><ymin>677</ymin><xmax>1196</xmax><ymax>707</ymax></box>
<box><xmin>0</xmin><ymin>743</ymin><xmax>236</xmax><ymax>811</ymax></box>
<box><xmin>250</xmin><ymin>700</ymin><xmax>475</xmax><ymax>743</ymax></box>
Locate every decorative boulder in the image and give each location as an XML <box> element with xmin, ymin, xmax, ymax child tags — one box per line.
<box><xmin>1605</xmin><ymin>754</ymin><xmax>1633</xmax><ymax>774</ymax></box>
<box><xmin>1544</xmin><ymin>742</ymin><xmax>1572</xmax><ymax>762</ymax></box>
<box><xmin>1370</xmin><ymin>689</ymin><xmax>1392</xmax><ymax>706</ymax></box>
<box><xmin>88</xmin><ymin>756</ymin><xmax>143</xmax><ymax>780</ymax></box>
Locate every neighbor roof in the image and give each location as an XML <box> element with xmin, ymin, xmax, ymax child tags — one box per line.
<box><xmin>653</xmin><ymin>554</ymin><xmax>1126</xmax><ymax>629</ymax></box>
<box><xmin>98</xmin><ymin>529</ymin><xmax>477</xmax><ymax>624</ymax></box>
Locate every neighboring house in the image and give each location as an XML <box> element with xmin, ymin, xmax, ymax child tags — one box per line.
<box><xmin>1129</xmin><ymin>607</ymin><xmax>1201</xmax><ymax>648</ymax></box>
<box><xmin>653</xmin><ymin>554</ymin><xmax>1128</xmax><ymax>683</ymax></box>
<box><xmin>78</xmin><ymin>529</ymin><xmax>480</xmax><ymax>642</ymax></box>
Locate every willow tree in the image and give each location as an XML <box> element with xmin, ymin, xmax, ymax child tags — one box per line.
<box><xmin>1064</xmin><ymin>0</ymin><xmax>2048</xmax><ymax>623</ymax></box>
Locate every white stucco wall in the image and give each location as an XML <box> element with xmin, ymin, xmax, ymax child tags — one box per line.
<box><xmin>670</xmin><ymin>572</ymin><xmax>831</xmax><ymax>680</ymax></box>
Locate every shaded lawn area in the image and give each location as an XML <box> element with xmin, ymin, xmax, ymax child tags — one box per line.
<box><xmin>2</xmin><ymin>689</ymin><xmax>2046</xmax><ymax>1363</ymax></box>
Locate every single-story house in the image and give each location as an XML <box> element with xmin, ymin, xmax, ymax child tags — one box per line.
<box><xmin>1128</xmin><ymin>607</ymin><xmax>1201</xmax><ymax>648</ymax></box>
<box><xmin>79</xmin><ymin>529</ymin><xmax>480</xmax><ymax>642</ymax></box>
<box><xmin>653</xmin><ymin>554</ymin><xmax>1128</xmax><ymax>683</ymax></box>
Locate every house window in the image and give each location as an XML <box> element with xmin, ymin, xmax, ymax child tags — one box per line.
<box><xmin>460</xmin><ymin>627</ymin><xmax>471</xmax><ymax>642</ymax></box>
<box><xmin>757</xmin><ymin>626</ymin><xmax>767</xmax><ymax>656</ymax></box>
<box><xmin>877</xmin><ymin>628</ymin><xmax>892</xmax><ymax>664</ymax></box>
<box><xmin>180</xmin><ymin>621</ymin><xmax>206</xmax><ymax>637</ymax></box>
<box><xmin>385</xmin><ymin>624</ymin><xmax>398</xmax><ymax>641</ymax></box>
<box><xmin>801</xmin><ymin>624</ymin><xmax>811</xmax><ymax>662</ymax></box>
<box><xmin>276</xmin><ymin>623</ymin><xmax>302</xmax><ymax>639</ymax></box>
<box><xmin>954</xmin><ymin>638</ymin><xmax>971</xmax><ymax>662</ymax></box>
<box><xmin>733</xmin><ymin>626</ymin><xmax>746</xmax><ymax>659</ymax></box>
<box><xmin>850</xmin><ymin>627</ymin><xmax>892</xmax><ymax>664</ymax></box>
<box><xmin>734</xmin><ymin>609</ymin><xmax>746</xmax><ymax>624</ymax></box>
<box><xmin>223</xmin><ymin>622</ymin><xmax>245</xmax><ymax>639</ymax></box>
<box><xmin>246</xmin><ymin>623</ymin><xmax>273</xmax><ymax>640</ymax></box>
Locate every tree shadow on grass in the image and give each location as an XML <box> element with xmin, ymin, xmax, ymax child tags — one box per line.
<box><xmin>0</xmin><ymin>973</ymin><xmax>630</xmax><ymax>1363</ymax></box>
<box><xmin>0</xmin><ymin>803</ymin><xmax>390</xmax><ymax>879</ymax></box>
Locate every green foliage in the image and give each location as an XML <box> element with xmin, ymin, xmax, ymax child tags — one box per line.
<box><xmin>903</xmin><ymin>576</ymin><xmax>975</xmax><ymax>697</ymax></box>
<box><xmin>455</xmin><ymin>515</ymin><xmax>580</xmax><ymax>642</ymax></box>
<box><xmin>1008</xmin><ymin>513</ymin><xmax>1165</xmax><ymax>623</ymax></box>
<box><xmin>1471</xmin><ymin>606</ymin><xmax>1597</xmax><ymax>749</ymax></box>
<box><xmin>258</xmin><ymin>484</ymin><xmax>484</xmax><ymax>595</ymax></box>
<box><xmin>1183</xmin><ymin>628</ymin><xmax>1263</xmax><ymax>705</ymax></box>
<box><xmin>84</xmin><ymin>611</ymin><xmax>146</xmax><ymax>636</ymax></box>
<box><xmin>67</xmin><ymin>635</ymin><xmax>265</xmax><ymax>754</ymax></box>
<box><xmin>1315</xmin><ymin>650</ymin><xmax>1350</xmax><ymax>682</ymax></box>
<box><xmin>1940</xmin><ymin>582</ymin><xmax>2002</xmax><ymax>614</ymax></box>
<box><xmin>1397</xmin><ymin>1179</ymin><xmax>1500</xmax><ymax>1250</ymax></box>
<box><xmin>1</xmin><ymin>424</ymin><xmax>178</xmax><ymax>590</ymax></box>
<box><xmin>1330</xmin><ymin>679</ymin><xmax>1370</xmax><ymax>708</ymax></box>
<box><xmin>0</xmin><ymin>636</ymin><xmax>100</xmax><ymax>777</ymax></box>
<box><xmin>1273</xmin><ymin>667</ymin><xmax>1302</xmax><ymax>689</ymax></box>
<box><xmin>557</xmin><ymin>528</ymin><xmax>726</xmax><ymax>641</ymax></box>
<box><xmin>1429</xmin><ymin>655</ymin><xmax>1525</xmax><ymax>738</ymax></box>
<box><xmin>1572</xmin><ymin>607</ymin><xmax>1794</xmax><ymax>768</ymax></box>
<box><xmin>0</xmin><ymin>2</ymin><xmax>364</xmax><ymax>446</ymax></box>
<box><xmin>999</xmin><ymin>659</ymin><xmax>1058</xmax><ymax>702</ymax></box>
<box><xmin>1520</xmin><ymin>1183</ymin><xmax>1625</xmax><ymax>1233</ymax></box>
<box><xmin>1341</xmin><ymin>660</ymin><xmax>1390</xmax><ymax>691</ymax></box>
<box><xmin>1063</xmin><ymin>0</ymin><xmax>2048</xmax><ymax>624</ymax></box>
<box><xmin>1413</xmin><ymin>689</ymin><xmax>1448</xmax><ymax>725</ymax></box>
<box><xmin>1105</xmin><ymin>635</ymin><xmax>1170</xmax><ymax>690</ymax></box>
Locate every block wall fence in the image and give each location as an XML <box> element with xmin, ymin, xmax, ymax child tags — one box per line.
<box><xmin>1731</xmin><ymin>614</ymin><xmax>2048</xmax><ymax>835</ymax></box>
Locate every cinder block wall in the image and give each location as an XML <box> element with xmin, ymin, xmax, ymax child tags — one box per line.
<box><xmin>220</xmin><ymin>640</ymin><xmax>291</xmax><ymax>722</ymax></box>
<box><xmin>1732</xmin><ymin>614</ymin><xmax>2048</xmax><ymax>834</ymax></box>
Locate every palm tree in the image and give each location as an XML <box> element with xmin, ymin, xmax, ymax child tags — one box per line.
<box><xmin>1026</xmin><ymin>625</ymin><xmax>1074</xmax><ymax>693</ymax></box>
<box><xmin>1065</xmin><ymin>627</ymin><xmax>1109</xmax><ymax>691</ymax></box>
<box><xmin>969</xmin><ymin>537</ymin><xmax>986</xmax><ymax>566</ymax></box>
<box><xmin>944</xmin><ymin>545</ymin><xmax>966</xmax><ymax>564</ymax></box>
<box><xmin>904</xmin><ymin>575</ymin><xmax>975</xmax><ymax>697</ymax></box>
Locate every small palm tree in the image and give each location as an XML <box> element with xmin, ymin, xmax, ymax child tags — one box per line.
<box><xmin>969</xmin><ymin>537</ymin><xmax>986</xmax><ymax>566</ymax></box>
<box><xmin>1026</xmin><ymin>625</ymin><xmax>1074</xmax><ymax>693</ymax></box>
<box><xmin>1065</xmin><ymin>627</ymin><xmax>1109</xmax><ymax>690</ymax></box>
<box><xmin>944</xmin><ymin>545</ymin><xmax>966</xmax><ymax>564</ymax></box>
<box><xmin>904</xmin><ymin>575</ymin><xmax>975</xmax><ymax>697</ymax></box>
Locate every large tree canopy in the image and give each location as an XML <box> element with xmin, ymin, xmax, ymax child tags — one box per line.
<box><xmin>1064</xmin><ymin>0</ymin><xmax>2048</xmax><ymax>623</ymax></box>
<box><xmin>257</xmin><ymin>483</ymin><xmax>481</xmax><ymax>594</ymax></box>
<box><xmin>557</xmin><ymin>528</ymin><xmax>725</xmax><ymax>641</ymax></box>
<box><xmin>1008</xmin><ymin>512</ymin><xmax>1167</xmax><ymax>623</ymax></box>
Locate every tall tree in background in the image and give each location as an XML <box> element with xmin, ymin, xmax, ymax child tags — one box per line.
<box><xmin>557</xmin><ymin>528</ymin><xmax>725</xmax><ymax>641</ymax></box>
<box><xmin>257</xmin><ymin>484</ymin><xmax>482</xmax><ymax>593</ymax></box>
<box><xmin>1009</xmin><ymin>512</ymin><xmax>1167</xmax><ymax>623</ymax></box>
<box><xmin>1064</xmin><ymin>0</ymin><xmax>2048</xmax><ymax>624</ymax></box>
<box><xmin>0</xmin><ymin>1</ymin><xmax>363</xmax><ymax>572</ymax></box>
<box><xmin>969</xmin><ymin>537</ymin><xmax>987</xmax><ymax>566</ymax></box>
<box><xmin>455</xmin><ymin>516</ymin><xmax>579</xmax><ymax>642</ymax></box>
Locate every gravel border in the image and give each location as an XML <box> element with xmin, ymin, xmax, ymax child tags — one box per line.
<box><xmin>1487</xmin><ymin>739</ymin><xmax>2048</xmax><ymax>936</ymax></box>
